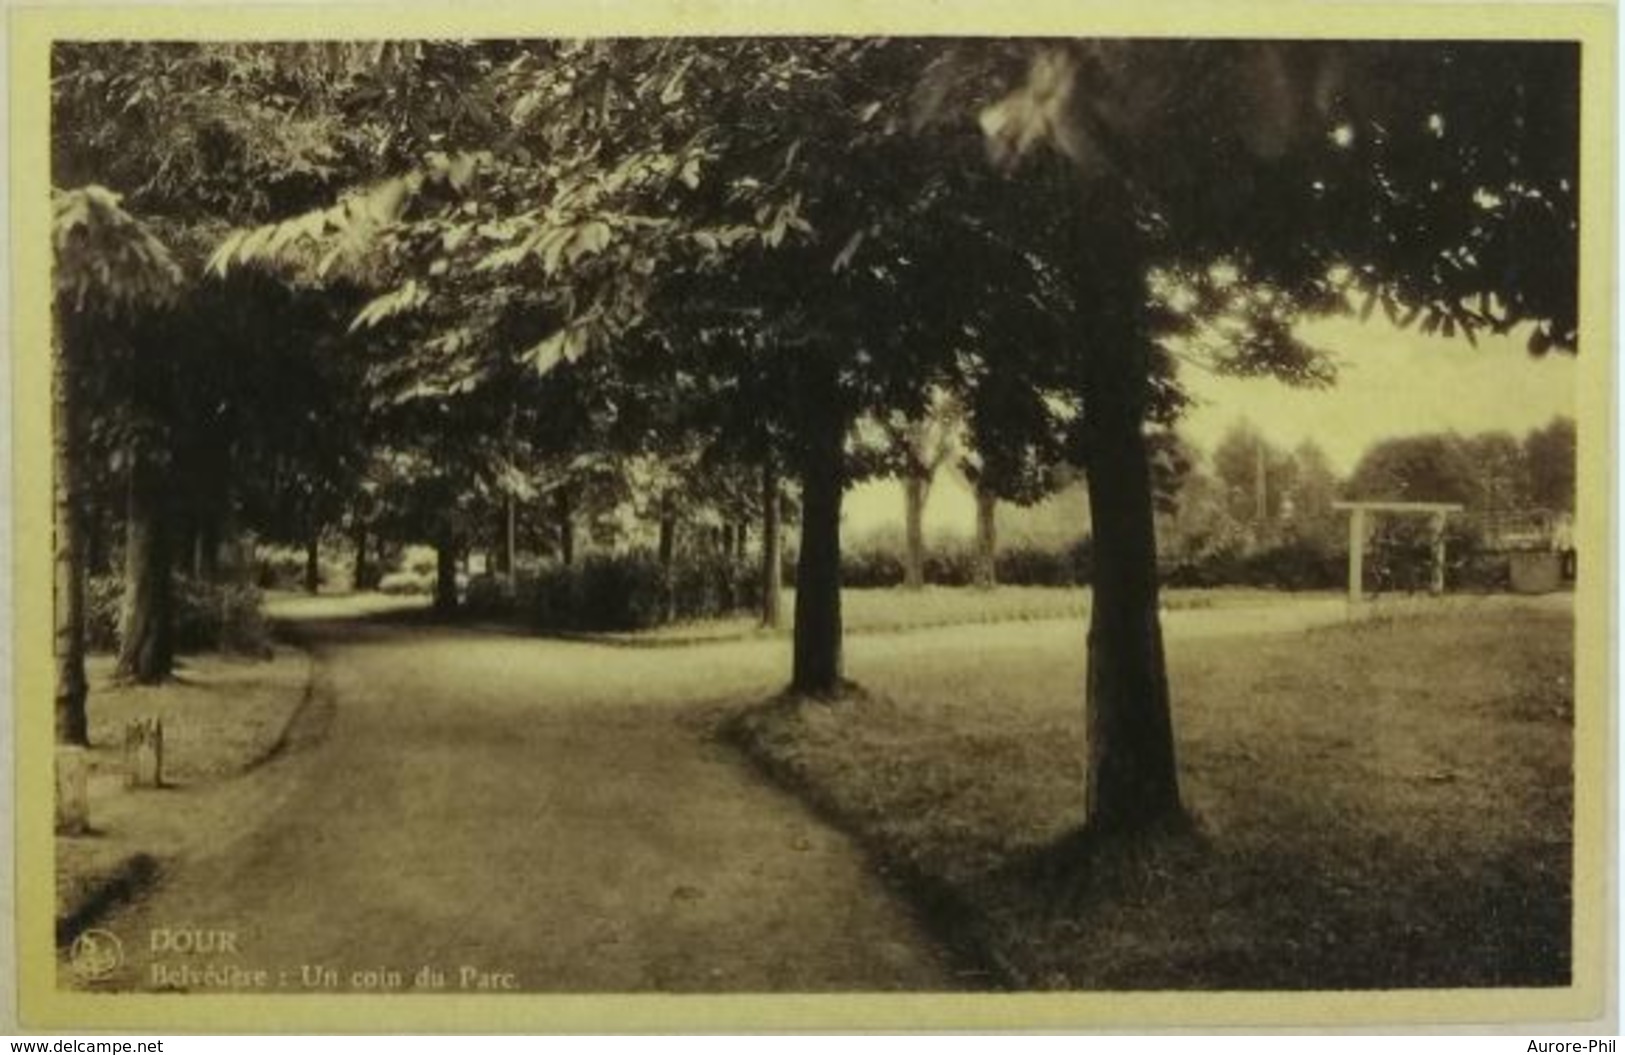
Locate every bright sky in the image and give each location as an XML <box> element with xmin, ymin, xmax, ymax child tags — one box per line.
<box><xmin>845</xmin><ymin>315</ymin><xmax>1577</xmax><ymax>538</ymax></box>
<box><xmin>1178</xmin><ymin>315</ymin><xmax>1578</xmax><ymax>476</ymax></box>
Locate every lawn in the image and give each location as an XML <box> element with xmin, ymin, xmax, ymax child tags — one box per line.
<box><xmin>582</xmin><ymin>584</ymin><xmax>1319</xmax><ymax>644</ymax></box>
<box><xmin>729</xmin><ymin>607</ymin><xmax>1573</xmax><ymax>989</ymax></box>
<box><xmin>58</xmin><ymin>649</ymin><xmax>313</xmax><ymax>941</ymax></box>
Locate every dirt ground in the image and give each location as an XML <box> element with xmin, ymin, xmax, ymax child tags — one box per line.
<box><xmin>70</xmin><ymin>611</ymin><xmax>957</xmax><ymax>993</ymax></box>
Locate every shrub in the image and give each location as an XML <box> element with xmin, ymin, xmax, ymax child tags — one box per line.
<box><xmin>1162</xmin><ymin>539</ymin><xmax>1346</xmax><ymax>591</ymax></box>
<box><xmin>377</xmin><ymin>570</ymin><xmax>433</xmax><ymax>595</ymax></box>
<box><xmin>1239</xmin><ymin>539</ymin><xmax>1346</xmax><ymax>591</ymax></box>
<box><xmin>922</xmin><ymin>546</ymin><xmax>977</xmax><ymax>587</ymax></box>
<box><xmin>513</xmin><ymin>552</ymin><xmax>762</xmax><ymax>632</ymax></box>
<box><xmin>85</xmin><ymin>576</ymin><xmax>123</xmax><ymax>653</ymax></box>
<box><xmin>842</xmin><ymin>548</ymin><xmax>905</xmax><ymax>589</ymax></box>
<box><xmin>174</xmin><ymin>578</ymin><xmax>272</xmax><ymax>655</ymax></box>
<box><xmin>461</xmin><ymin>573</ymin><xmax>516</xmax><ymax>618</ymax></box>
<box><xmin>994</xmin><ymin>539</ymin><xmax>1094</xmax><ymax>586</ymax></box>
<box><xmin>85</xmin><ymin>575</ymin><xmax>271</xmax><ymax>656</ymax></box>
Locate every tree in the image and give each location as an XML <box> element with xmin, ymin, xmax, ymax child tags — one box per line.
<box><xmin>205</xmin><ymin>39</ymin><xmax>1580</xmax><ymax>838</ymax></box>
<box><xmin>52</xmin><ymin>43</ymin><xmax>426</xmax><ymax>674</ymax></box>
<box><xmin>216</xmin><ymin>39</ymin><xmax>1065</xmax><ymax>697</ymax></box>
<box><xmin>880</xmin><ymin>391</ymin><xmax>961</xmax><ymax>590</ymax></box>
<box><xmin>922</xmin><ymin>39</ymin><xmax>1579</xmax><ymax>834</ymax></box>
<box><xmin>52</xmin><ymin>185</ymin><xmax>182</xmax><ymax>740</ymax></box>
<box><xmin>1347</xmin><ymin>433</ymin><xmax>1479</xmax><ymax>506</ymax></box>
<box><xmin>1523</xmin><ymin>416</ymin><xmax>1576</xmax><ymax>513</ymax></box>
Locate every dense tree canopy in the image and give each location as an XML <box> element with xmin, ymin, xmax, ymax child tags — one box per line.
<box><xmin>55</xmin><ymin>37</ymin><xmax>1582</xmax><ymax>839</ymax></box>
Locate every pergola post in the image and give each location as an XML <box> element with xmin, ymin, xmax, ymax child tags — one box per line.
<box><xmin>1334</xmin><ymin>500</ymin><xmax>1463</xmax><ymax>610</ymax></box>
<box><xmin>1429</xmin><ymin>511</ymin><xmax>1447</xmax><ymax>596</ymax></box>
<box><xmin>1347</xmin><ymin>507</ymin><xmax>1366</xmax><ymax>605</ymax></box>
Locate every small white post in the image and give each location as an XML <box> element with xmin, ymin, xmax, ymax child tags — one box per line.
<box><xmin>1429</xmin><ymin>511</ymin><xmax>1447</xmax><ymax>596</ymax></box>
<box><xmin>1348</xmin><ymin>507</ymin><xmax>1366</xmax><ymax>606</ymax></box>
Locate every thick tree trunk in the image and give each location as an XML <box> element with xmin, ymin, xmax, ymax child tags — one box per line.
<box><xmin>53</xmin><ymin>318</ymin><xmax>89</xmax><ymax>746</ymax></box>
<box><xmin>1076</xmin><ymin>220</ymin><xmax>1183</xmax><ymax>835</ymax></box>
<box><xmin>657</xmin><ymin>496</ymin><xmax>676</xmax><ymax>567</ymax></box>
<box><xmin>791</xmin><ymin>362</ymin><xmax>846</xmax><ymax>696</ymax></box>
<box><xmin>973</xmin><ymin>486</ymin><xmax>998</xmax><ymax>590</ymax></box>
<box><xmin>556</xmin><ymin>489</ymin><xmax>575</xmax><ymax>567</ymax></box>
<box><xmin>192</xmin><ymin>516</ymin><xmax>220</xmax><ymax>581</ymax></box>
<box><xmin>303</xmin><ymin>529</ymin><xmax>321</xmax><ymax>595</ymax></box>
<box><xmin>84</xmin><ymin>495</ymin><xmax>110</xmax><ymax>578</ymax></box>
<box><xmin>433</xmin><ymin>519</ymin><xmax>458</xmax><ymax>615</ymax></box>
<box><xmin>504</xmin><ymin>494</ymin><xmax>517</xmax><ymax>582</ymax></box>
<box><xmin>903</xmin><ymin>473</ymin><xmax>928</xmax><ymax>590</ymax></box>
<box><xmin>352</xmin><ymin>521</ymin><xmax>370</xmax><ymax>591</ymax></box>
<box><xmin>116</xmin><ymin>455</ymin><xmax>174</xmax><ymax>684</ymax></box>
<box><xmin>760</xmin><ymin>460</ymin><xmax>783</xmax><ymax>630</ymax></box>
<box><xmin>657</xmin><ymin>493</ymin><xmax>677</xmax><ymax>622</ymax></box>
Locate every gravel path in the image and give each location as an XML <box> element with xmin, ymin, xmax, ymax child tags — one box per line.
<box><xmin>81</xmin><ymin>613</ymin><xmax>955</xmax><ymax>993</ymax></box>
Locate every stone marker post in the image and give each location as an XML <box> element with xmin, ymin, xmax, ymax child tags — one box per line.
<box><xmin>56</xmin><ymin>745</ymin><xmax>89</xmax><ymax>834</ymax></box>
<box><xmin>124</xmin><ymin>716</ymin><xmax>163</xmax><ymax>788</ymax></box>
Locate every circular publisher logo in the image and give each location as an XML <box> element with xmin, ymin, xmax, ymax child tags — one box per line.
<box><xmin>69</xmin><ymin>928</ymin><xmax>123</xmax><ymax>982</ymax></box>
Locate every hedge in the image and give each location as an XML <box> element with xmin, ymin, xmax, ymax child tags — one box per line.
<box><xmin>464</xmin><ymin>551</ymin><xmax>760</xmax><ymax>632</ymax></box>
<box><xmin>86</xmin><ymin>576</ymin><xmax>272</xmax><ymax>656</ymax></box>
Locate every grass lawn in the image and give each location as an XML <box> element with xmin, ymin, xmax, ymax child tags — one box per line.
<box><xmin>57</xmin><ymin>649</ymin><xmax>312</xmax><ymax>939</ymax></box>
<box><xmin>729</xmin><ymin>608</ymin><xmax>1573</xmax><ymax>989</ymax></box>
<box><xmin>586</xmin><ymin>585</ymin><xmax>1318</xmax><ymax>644</ymax></box>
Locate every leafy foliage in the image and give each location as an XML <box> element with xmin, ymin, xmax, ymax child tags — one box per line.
<box><xmin>53</xmin><ymin>186</ymin><xmax>183</xmax><ymax>313</ymax></box>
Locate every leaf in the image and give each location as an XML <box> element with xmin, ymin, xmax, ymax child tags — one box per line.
<box><xmin>525</xmin><ymin>329</ymin><xmax>573</xmax><ymax>376</ymax></box>
<box><xmin>659</xmin><ymin>55</ymin><xmax>694</xmax><ymax>105</ymax></box>
<box><xmin>474</xmin><ymin>245</ymin><xmax>528</xmax><ymax>272</ymax></box>
<box><xmin>565</xmin><ymin>220</ymin><xmax>612</xmax><ymax>266</ymax></box>
<box><xmin>832</xmin><ymin>229</ymin><xmax>865</xmax><ymax>273</ymax></box>
<box><xmin>679</xmin><ymin>157</ymin><xmax>702</xmax><ymax>190</ymax></box>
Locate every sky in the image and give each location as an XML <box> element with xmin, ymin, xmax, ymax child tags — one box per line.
<box><xmin>844</xmin><ymin>316</ymin><xmax>1578</xmax><ymax>539</ymax></box>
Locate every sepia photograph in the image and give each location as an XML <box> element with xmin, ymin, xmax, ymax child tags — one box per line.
<box><xmin>9</xmin><ymin>2</ymin><xmax>1615</xmax><ymax>1034</ymax></box>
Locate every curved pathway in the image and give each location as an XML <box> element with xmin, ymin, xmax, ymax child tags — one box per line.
<box><xmin>86</xmin><ymin>611</ymin><xmax>954</xmax><ymax>993</ymax></box>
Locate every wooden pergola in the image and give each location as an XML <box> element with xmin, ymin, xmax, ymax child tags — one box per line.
<box><xmin>1333</xmin><ymin>500</ymin><xmax>1465</xmax><ymax>603</ymax></box>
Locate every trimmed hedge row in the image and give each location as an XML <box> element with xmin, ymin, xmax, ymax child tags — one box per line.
<box><xmin>86</xmin><ymin>576</ymin><xmax>272</xmax><ymax>656</ymax></box>
<box><xmin>1162</xmin><ymin>534</ymin><xmax>1511</xmax><ymax>593</ymax></box>
<box><xmin>841</xmin><ymin>541</ymin><xmax>1095</xmax><ymax>589</ymax></box>
<box><xmin>464</xmin><ymin>552</ymin><xmax>760</xmax><ymax>632</ymax></box>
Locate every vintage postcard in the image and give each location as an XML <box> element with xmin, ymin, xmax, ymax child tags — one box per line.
<box><xmin>6</xmin><ymin>0</ymin><xmax>1617</xmax><ymax>1034</ymax></box>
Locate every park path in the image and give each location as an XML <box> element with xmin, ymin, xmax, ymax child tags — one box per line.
<box><xmin>81</xmin><ymin>589</ymin><xmax>1561</xmax><ymax>994</ymax></box>
<box><xmin>86</xmin><ymin>610</ymin><xmax>958</xmax><ymax>993</ymax></box>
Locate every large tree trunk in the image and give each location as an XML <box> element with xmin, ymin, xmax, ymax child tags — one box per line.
<box><xmin>116</xmin><ymin>455</ymin><xmax>174</xmax><ymax>684</ymax></box>
<box><xmin>657</xmin><ymin>493</ymin><xmax>677</xmax><ymax>622</ymax></box>
<box><xmin>903</xmin><ymin>472</ymin><xmax>928</xmax><ymax>590</ymax></box>
<box><xmin>657</xmin><ymin>495</ymin><xmax>676</xmax><ymax>567</ymax></box>
<box><xmin>84</xmin><ymin>494</ymin><xmax>110</xmax><ymax>578</ymax></box>
<box><xmin>791</xmin><ymin>362</ymin><xmax>846</xmax><ymax>696</ymax></box>
<box><xmin>556</xmin><ymin>488</ymin><xmax>575</xmax><ymax>567</ymax></box>
<box><xmin>433</xmin><ymin>519</ymin><xmax>458</xmax><ymax>615</ymax></box>
<box><xmin>504</xmin><ymin>494</ymin><xmax>517</xmax><ymax>583</ymax></box>
<box><xmin>303</xmin><ymin>528</ymin><xmax>321</xmax><ymax>595</ymax></box>
<box><xmin>1076</xmin><ymin>221</ymin><xmax>1183</xmax><ymax>835</ymax></box>
<box><xmin>352</xmin><ymin>520</ymin><xmax>370</xmax><ymax>591</ymax></box>
<box><xmin>192</xmin><ymin>515</ymin><xmax>220</xmax><ymax>581</ymax></box>
<box><xmin>760</xmin><ymin>460</ymin><xmax>783</xmax><ymax>630</ymax></box>
<box><xmin>53</xmin><ymin>317</ymin><xmax>89</xmax><ymax>746</ymax></box>
<box><xmin>973</xmin><ymin>486</ymin><xmax>998</xmax><ymax>590</ymax></box>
